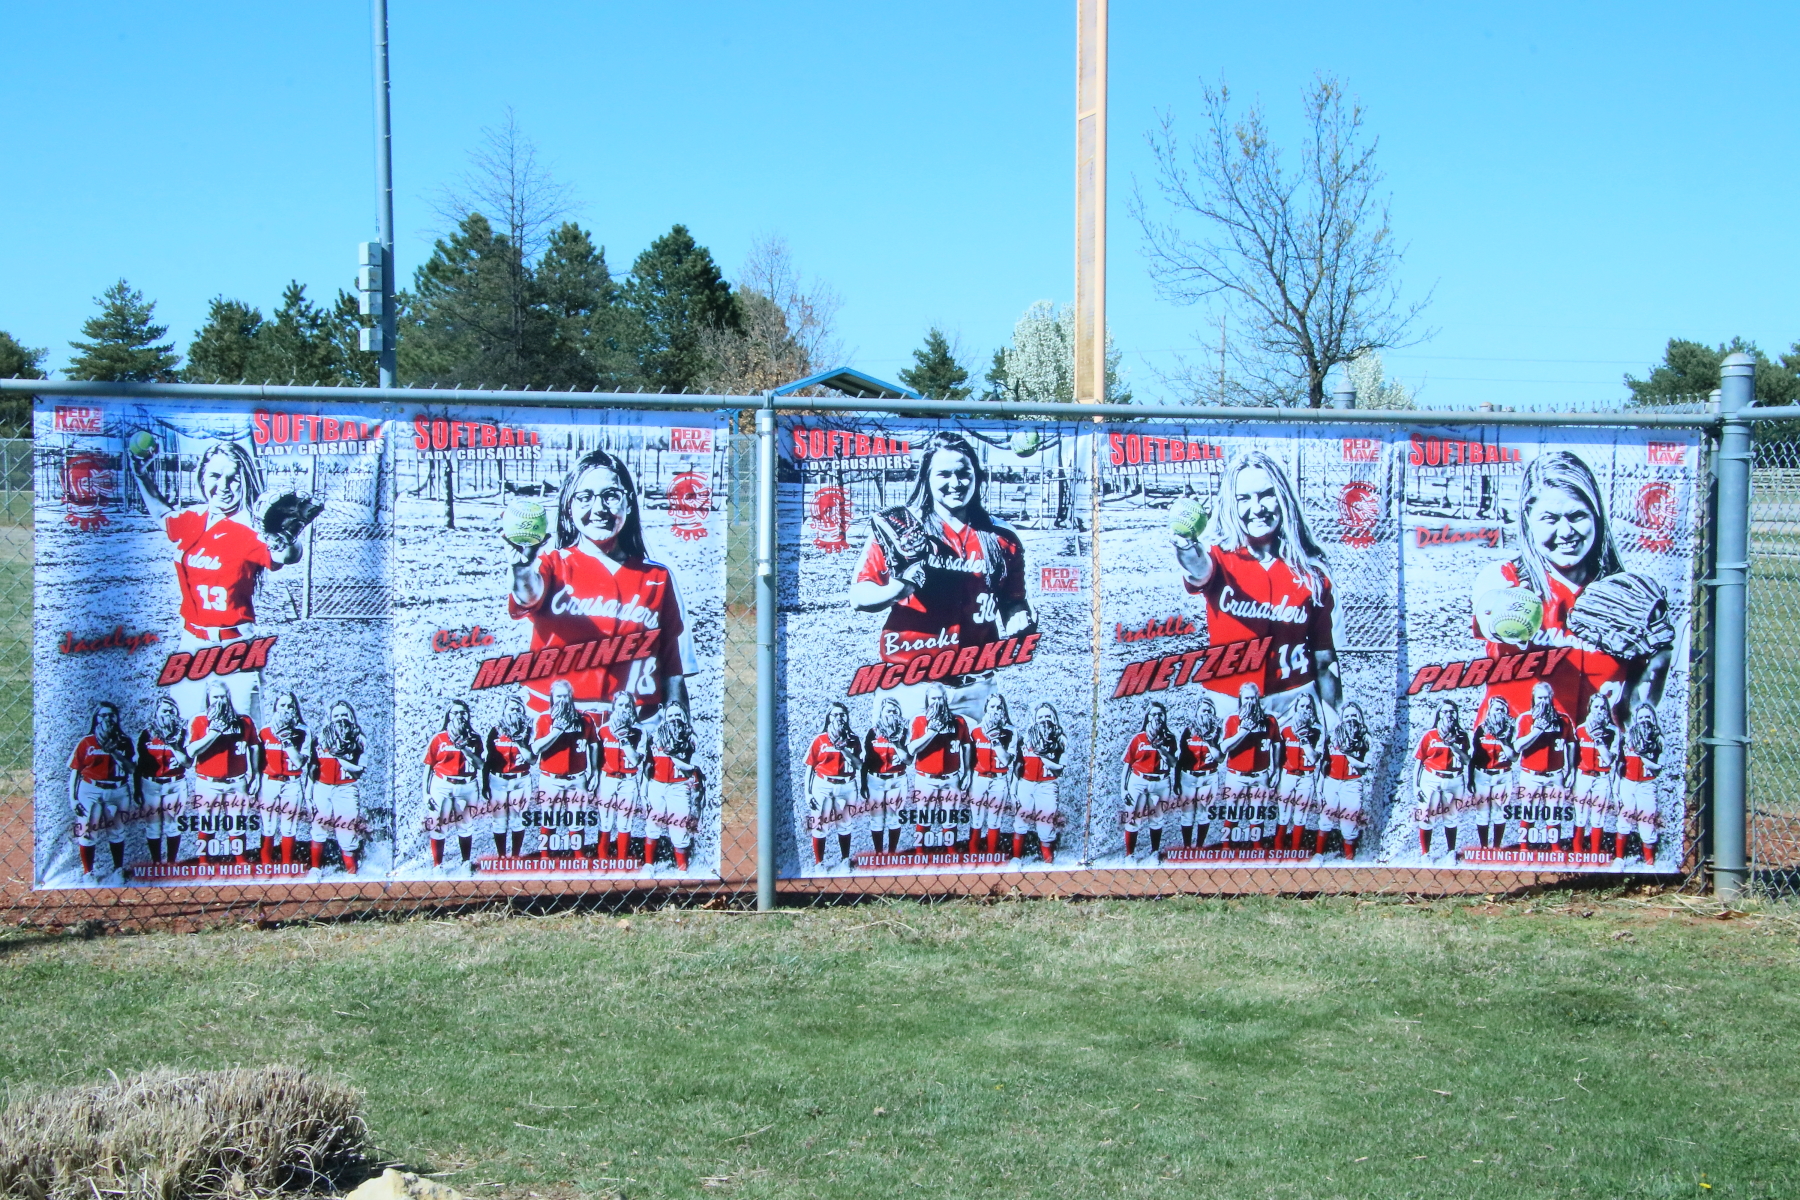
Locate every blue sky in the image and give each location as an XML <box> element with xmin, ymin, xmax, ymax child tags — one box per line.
<box><xmin>2</xmin><ymin>1</ymin><xmax>1794</xmax><ymax>407</ymax></box>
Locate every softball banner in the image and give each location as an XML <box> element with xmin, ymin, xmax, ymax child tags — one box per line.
<box><xmin>390</xmin><ymin>407</ymin><xmax>727</xmax><ymax>882</ymax></box>
<box><xmin>1096</xmin><ymin>422</ymin><xmax>1402</xmax><ymax>868</ymax></box>
<box><xmin>1392</xmin><ymin>428</ymin><xmax>1698</xmax><ymax>873</ymax></box>
<box><xmin>776</xmin><ymin>417</ymin><xmax>1093</xmax><ymax>876</ymax></box>
<box><xmin>33</xmin><ymin>399</ymin><xmax>394</xmax><ymax>888</ymax></box>
<box><xmin>30</xmin><ymin>398</ymin><xmax>730</xmax><ymax>889</ymax></box>
<box><xmin>1097</xmin><ymin>421</ymin><xmax>1698</xmax><ymax>873</ymax></box>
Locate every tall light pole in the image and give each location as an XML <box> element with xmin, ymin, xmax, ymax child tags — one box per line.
<box><xmin>1074</xmin><ymin>0</ymin><xmax>1107</xmax><ymax>403</ymax></box>
<box><xmin>369</xmin><ymin>0</ymin><xmax>397</xmax><ymax>387</ymax></box>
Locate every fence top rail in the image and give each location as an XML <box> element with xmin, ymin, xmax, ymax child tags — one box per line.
<box><xmin>0</xmin><ymin>377</ymin><xmax>1725</xmax><ymax>427</ymax></box>
<box><xmin>1740</xmin><ymin>405</ymin><xmax>1800</xmax><ymax>421</ymax></box>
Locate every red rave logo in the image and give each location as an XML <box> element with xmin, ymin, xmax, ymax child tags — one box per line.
<box><xmin>1041</xmin><ymin>566</ymin><xmax>1083</xmax><ymax>594</ymax></box>
<box><xmin>54</xmin><ymin>405</ymin><xmax>103</xmax><ymax>434</ymax></box>
<box><xmin>670</xmin><ymin>427</ymin><xmax>713</xmax><ymax>454</ymax></box>
<box><xmin>807</xmin><ymin>485</ymin><xmax>851</xmax><ymax>552</ymax></box>
<box><xmin>1341</xmin><ymin>437</ymin><xmax>1380</xmax><ymax>462</ymax></box>
<box><xmin>62</xmin><ymin>451</ymin><xmax>118</xmax><ymax>531</ymax></box>
<box><xmin>791</xmin><ymin>427</ymin><xmax>911</xmax><ymax>460</ymax></box>
<box><xmin>1337</xmin><ymin>480</ymin><xmax>1381</xmax><ymax>548</ymax></box>
<box><xmin>1647</xmin><ymin>442</ymin><xmax>1685</xmax><ymax>465</ymax></box>
<box><xmin>669</xmin><ymin>471</ymin><xmax>712</xmax><ymax>541</ymax></box>
<box><xmin>1634</xmin><ymin>481</ymin><xmax>1678</xmax><ymax>552</ymax></box>
<box><xmin>253</xmin><ymin>410</ymin><xmax>383</xmax><ymax>446</ymax></box>
<box><xmin>1408</xmin><ymin>433</ymin><xmax>1520</xmax><ymax>467</ymax></box>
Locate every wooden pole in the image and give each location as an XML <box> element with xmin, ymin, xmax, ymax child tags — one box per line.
<box><xmin>1074</xmin><ymin>0</ymin><xmax>1107</xmax><ymax>402</ymax></box>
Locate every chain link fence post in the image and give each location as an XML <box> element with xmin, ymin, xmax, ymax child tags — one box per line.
<box><xmin>1712</xmin><ymin>352</ymin><xmax>1755</xmax><ymax>900</ymax></box>
<box><xmin>755</xmin><ymin>394</ymin><xmax>778</xmax><ymax>911</ymax></box>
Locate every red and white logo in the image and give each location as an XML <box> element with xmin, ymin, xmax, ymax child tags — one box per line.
<box><xmin>670</xmin><ymin>427</ymin><xmax>713</xmax><ymax>454</ymax></box>
<box><xmin>807</xmin><ymin>485</ymin><xmax>851</xmax><ymax>553</ymax></box>
<box><xmin>1634</xmin><ymin>481</ymin><xmax>1679</xmax><ymax>552</ymax></box>
<box><xmin>1337</xmin><ymin>480</ymin><xmax>1381</xmax><ymax>549</ymax></box>
<box><xmin>62</xmin><ymin>450</ymin><xmax>118</xmax><ymax>531</ymax></box>
<box><xmin>668</xmin><ymin>471</ymin><xmax>712</xmax><ymax>541</ymax></box>
<box><xmin>54</xmin><ymin>406</ymin><xmax>103</xmax><ymax>434</ymax></box>
<box><xmin>1341</xmin><ymin>437</ymin><xmax>1380</xmax><ymax>463</ymax></box>
<box><xmin>1647</xmin><ymin>442</ymin><xmax>1685</xmax><ymax>466</ymax></box>
<box><xmin>1040</xmin><ymin>566</ymin><xmax>1081</xmax><ymax>594</ymax></box>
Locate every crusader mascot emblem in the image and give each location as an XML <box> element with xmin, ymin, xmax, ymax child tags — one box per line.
<box><xmin>1337</xmin><ymin>479</ymin><xmax>1380</xmax><ymax>550</ymax></box>
<box><xmin>62</xmin><ymin>451</ymin><xmax>119</xmax><ymax>531</ymax></box>
<box><xmin>1634</xmin><ymin>481</ymin><xmax>1677</xmax><ymax>553</ymax></box>
<box><xmin>808</xmin><ymin>484</ymin><xmax>851</xmax><ymax>553</ymax></box>
<box><xmin>667</xmin><ymin>470</ymin><xmax>712</xmax><ymax>541</ymax></box>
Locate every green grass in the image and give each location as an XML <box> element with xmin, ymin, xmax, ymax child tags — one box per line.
<box><xmin>1</xmin><ymin>898</ymin><xmax>1798</xmax><ymax>1200</ymax></box>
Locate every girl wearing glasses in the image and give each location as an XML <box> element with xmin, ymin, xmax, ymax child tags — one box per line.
<box><xmin>507</xmin><ymin>448</ymin><xmax>696</xmax><ymax>722</ymax></box>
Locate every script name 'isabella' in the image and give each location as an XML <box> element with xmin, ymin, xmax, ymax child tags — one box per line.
<box><xmin>845</xmin><ymin>634</ymin><xmax>1043</xmax><ymax>695</ymax></box>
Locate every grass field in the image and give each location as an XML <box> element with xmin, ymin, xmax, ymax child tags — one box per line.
<box><xmin>1</xmin><ymin>897</ymin><xmax>1797</xmax><ymax>1200</ymax></box>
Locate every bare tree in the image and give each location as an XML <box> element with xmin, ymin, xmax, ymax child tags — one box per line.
<box><xmin>430</xmin><ymin>109</ymin><xmax>574</xmax><ymax>378</ymax></box>
<box><xmin>698</xmin><ymin>236</ymin><xmax>845</xmax><ymax>394</ymax></box>
<box><xmin>1133</xmin><ymin>75</ymin><xmax>1430</xmax><ymax>407</ymax></box>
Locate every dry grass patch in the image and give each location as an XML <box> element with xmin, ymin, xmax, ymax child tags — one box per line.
<box><xmin>0</xmin><ymin>1066</ymin><xmax>367</xmax><ymax>1200</ymax></box>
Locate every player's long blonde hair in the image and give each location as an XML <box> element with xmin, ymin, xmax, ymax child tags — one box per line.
<box><xmin>194</xmin><ymin>442</ymin><xmax>263</xmax><ymax>512</ymax></box>
<box><xmin>1513</xmin><ymin>451</ymin><xmax>1623</xmax><ymax>598</ymax></box>
<box><xmin>822</xmin><ymin>702</ymin><xmax>863</xmax><ymax>775</ymax></box>
<box><xmin>1208</xmin><ymin>449</ymin><xmax>1329</xmax><ymax>596</ymax></box>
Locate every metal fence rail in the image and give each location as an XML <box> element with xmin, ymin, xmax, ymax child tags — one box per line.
<box><xmin>0</xmin><ymin>377</ymin><xmax>1752</xmax><ymax>928</ymax></box>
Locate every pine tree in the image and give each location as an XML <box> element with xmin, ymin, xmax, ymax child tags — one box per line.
<box><xmin>623</xmin><ymin>224</ymin><xmax>740</xmax><ymax>393</ymax></box>
<box><xmin>0</xmin><ymin>331</ymin><xmax>46</xmax><ymax>380</ymax></box>
<box><xmin>898</xmin><ymin>328</ymin><xmax>972</xmax><ymax>401</ymax></box>
<box><xmin>400</xmin><ymin>212</ymin><xmax>554</xmax><ymax>387</ymax></box>
<box><xmin>67</xmin><ymin>280</ymin><xmax>180</xmax><ymax>381</ymax></box>
<box><xmin>537</xmin><ymin>222</ymin><xmax>633</xmax><ymax>389</ymax></box>
<box><xmin>182</xmin><ymin>298</ymin><xmax>265</xmax><ymax>383</ymax></box>
<box><xmin>1626</xmin><ymin>337</ymin><xmax>1800</xmax><ymax>408</ymax></box>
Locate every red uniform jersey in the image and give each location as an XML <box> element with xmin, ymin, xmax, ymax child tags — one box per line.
<box><xmin>259</xmin><ymin>726</ymin><xmax>307</xmax><ymax>779</ymax></box>
<box><xmin>508</xmin><ymin>546</ymin><xmax>691</xmax><ymax>713</ymax></box>
<box><xmin>806</xmin><ymin>734</ymin><xmax>853</xmax><ymax>779</ymax></box>
<box><xmin>970</xmin><ymin>726</ymin><xmax>1011</xmax><ymax>776</ymax></box>
<box><xmin>69</xmin><ymin>735</ymin><xmax>128</xmax><ymax>784</ymax></box>
<box><xmin>1018</xmin><ymin>745</ymin><xmax>1060</xmax><ymax>781</ymax></box>
<box><xmin>1473</xmin><ymin>561</ymin><xmax>1627</xmax><ymax>725</ymax></box>
<box><xmin>1325</xmin><ymin>745</ymin><xmax>1365</xmax><ymax>781</ymax></box>
<box><xmin>1576</xmin><ymin>726</ymin><xmax>1612</xmax><ymax>774</ymax></box>
<box><xmin>1415</xmin><ymin>729</ymin><xmax>1461</xmax><ymax>774</ymax></box>
<box><xmin>864</xmin><ymin>733</ymin><xmax>907</xmax><ymax>775</ymax></box>
<box><xmin>1223</xmin><ymin>713</ymin><xmax>1279</xmax><ymax>774</ymax></box>
<box><xmin>1516</xmin><ymin>710</ymin><xmax>1572</xmax><ymax>773</ymax></box>
<box><xmin>1188</xmin><ymin>544</ymin><xmax>1335</xmax><ymax>699</ymax></box>
<box><xmin>1622</xmin><ymin>750</ymin><xmax>1658</xmax><ymax>782</ymax></box>
<box><xmin>650</xmin><ymin>745</ymin><xmax>695</xmax><ymax>784</ymax></box>
<box><xmin>314</xmin><ymin>743</ymin><xmax>357</xmax><ymax>786</ymax></box>
<box><xmin>1472</xmin><ymin>730</ymin><xmax>1513</xmax><ymax>773</ymax></box>
<box><xmin>165</xmin><ymin>509</ymin><xmax>274</xmax><ymax>630</ymax></box>
<box><xmin>909</xmin><ymin>715</ymin><xmax>970</xmax><ymax>776</ymax></box>
<box><xmin>534</xmin><ymin>712</ymin><xmax>599</xmax><ymax>776</ymax></box>
<box><xmin>424</xmin><ymin>731</ymin><xmax>479</xmax><ymax>779</ymax></box>
<box><xmin>190</xmin><ymin>714</ymin><xmax>255</xmax><ymax>780</ymax></box>
<box><xmin>488</xmin><ymin>728</ymin><xmax>532</xmax><ymax>776</ymax></box>
<box><xmin>597</xmin><ymin>725</ymin><xmax>641</xmax><ymax>776</ymax></box>
<box><xmin>1123</xmin><ymin>731</ymin><xmax>1173</xmax><ymax>776</ymax></box>
<box><xmin>1280</xmin><ymin>725</ymin><xmax>1321</xmax><ymax>774</ymax></box>
<box><xmin>1179</xmin><ymin>732</ymin><xmax>1219</xmax><ymax>775</ymax></box>
<box><xmin>136</xmin><ymin>731</ymin><xmax>186</xmax><ymax>781</ymax></box>
<box><xmin>853</xmin><ymin>514</ymin><xmax>1027</xmax><ymax>667</ymax></box>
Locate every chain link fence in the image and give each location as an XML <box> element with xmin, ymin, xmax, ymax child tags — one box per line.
<box><xmin>1748</xmin><ymin>425</ymin><xmax>1800</xmax><ymax>896</ymax></box>
<box><xmin>0</xmin><ymin>401</ymin><xmax>1724</xmax><ymax>932</ymax></box>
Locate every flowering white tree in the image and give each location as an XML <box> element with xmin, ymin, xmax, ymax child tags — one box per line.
<box><xmin>1346</xmin><ymin>352</ymin><xmax>1414</xmax><ymax>409</ymax></box>
<box><xmin>986</xmin><ymin>301</ymin><xmax>1129</xmax><ymax>404</ymax></box>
